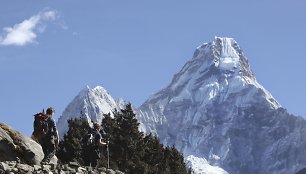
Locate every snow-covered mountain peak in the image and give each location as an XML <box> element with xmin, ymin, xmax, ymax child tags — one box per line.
<box><xmin>139</xmin><ymin>38</ymin><xmax>281</xmax><ymax>135</ymax></box>
<box><xmin>193</xmin><ymin>36</ymin><xmax>254</xmax><ymax>79</ymax></box>
<box><xmin>155</xmin><ymin>37</ymin><xmax>280</xmax><ymax>109</ymax></box>
<box><xmin>57</xmin><ymin>85</ymin><xmax>120</xmax><ymax>138</ymax></box>
<box><xmin>79</xmin><ymin>86</ymin><xmax>110</xmax><ymax>98</ymax></box>
<box><xmin>137</xmin><ymin>37</ymin><xmax>306</xmax><ymax>174</ymax></box>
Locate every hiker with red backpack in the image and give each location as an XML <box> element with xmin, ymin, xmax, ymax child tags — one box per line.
<box><xmin>32</xmin><ymin>107</ymin><xmax>59</xmax><ymax>164</ymax></box>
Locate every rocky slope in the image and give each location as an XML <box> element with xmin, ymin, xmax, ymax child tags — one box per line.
<box><xmin>0</xmin><ymin>122</ymin><xmax>123</xmax><ymax>174</ymax></box>
<box><xmin>0</xmin><ymin>161</ymin><xmax>123</xmax><ymax>174</ymax></box>
<box><xmin>137</xmin><ymin>37</ymin><xmax>306</xmax><ymax>174</ymax></box>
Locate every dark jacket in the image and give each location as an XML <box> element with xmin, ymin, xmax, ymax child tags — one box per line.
<box><xmin>45</xmin><ymin>116</ymin><xmax>57</xmax><ymax>137</ymax></box>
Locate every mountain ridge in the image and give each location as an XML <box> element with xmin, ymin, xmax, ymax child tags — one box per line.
<box><xmin>137</xmin><ymin>37</ymin><xmax>306</xmax><ymax>174</ymax></box>
<box><xmin>138</xmin><ymin>37</ymin><xmax>280</xmax><ymax>138</ymax></box>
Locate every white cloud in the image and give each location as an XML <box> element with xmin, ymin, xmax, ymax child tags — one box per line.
<box><xmin>42</xmin><ymin>10</ymin><xmax>57</xmax><ymax>20</ymax></box>
<box><xmin>0</xmin><ymin>10</ymin><xmax>58</xmax><ymax>46</ymax></box>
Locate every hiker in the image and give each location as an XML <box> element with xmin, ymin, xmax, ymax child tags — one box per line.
<box><xmin>33</xmin><ymin>107</ymin><xmax>59</xmax><ymax>164</ymax></box>
<box><xmin>86</xmin><ymin>122</ymin><xmax>107</xmax><ymax>168</ymax></box>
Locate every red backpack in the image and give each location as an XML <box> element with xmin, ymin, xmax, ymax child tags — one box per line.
<box><xmin>32</xmin><ymin>111</ymin><xmax>48</xmax><ymax>139</ymax></box>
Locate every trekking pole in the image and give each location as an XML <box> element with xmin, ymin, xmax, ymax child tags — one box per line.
<box><xmin>107</xmin><ymin>140</ymin><xmax>110</xmax><ymax>169</ymax></box>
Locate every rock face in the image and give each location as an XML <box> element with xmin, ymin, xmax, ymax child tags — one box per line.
<box><xmin>297</xmin><ymin>167</ymin><xmax>306</xmax><ymax>174</ymax></box>
<box><xmin>0</xmin><ymin>122</ymin><xmax>44</xmax><ymax>165</ymax></box>
<box><xmin>137</xmin><ymin>37</ymin><xmax>306</xmax><ymax>174</ymax></box>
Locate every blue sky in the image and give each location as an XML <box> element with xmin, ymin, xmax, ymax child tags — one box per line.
<box><xmin>0</xmin><ymin>0</ymin><xmax>305</xmax><ymax>136</ymax></box>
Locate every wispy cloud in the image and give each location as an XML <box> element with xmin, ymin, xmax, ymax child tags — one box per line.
<box><xmin>0</xmin><ymin>10</ymin><xmax>58</xmax><ymax>46</ymax></box>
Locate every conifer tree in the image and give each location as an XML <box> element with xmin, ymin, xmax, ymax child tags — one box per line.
<box><xmin>102</xmin><ymin>103</ymin><xmax>189</xmax><ymax>174</ymax></box>
<box><xmin>98</xmin><ymin>113</ymin><xmax>117</xmax><ymax>168</ymax></box>
<box><xmin>57</xmin><ymin>117</ymin><xmax>90</xmax><ymax>164</ymax></box>
<box><xmin>111</xmin><ymin>104</ymin><xmax>145</xmax><ymax>173</ymax></box>
<box><xmin>57</xmin><ymin>104</ymin><xmax>190</xmax><ymax>174</ymax></box>
<box><xmin>165</xmin><ymin>146</ymin><xmax>188</xmax><ymax>174</ymax></box>
<box><xmin>101</xmin><ymin>113</ymin><xmax>116</xmax><ymax>141</ymax></box>
<box><xmin>142</xmin><ymin>134</ymin><xmax>165</xmax><ymax>173</ymax></box>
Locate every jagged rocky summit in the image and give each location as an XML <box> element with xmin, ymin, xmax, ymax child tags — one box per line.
<box><xmin>138</xmin><ymin>36</ymin><xmax>280</xmax><ymax>136</ymax></box>
<box><xmin>137</xmin><ymin>37</ymin><xmax>306</xmax><ymax>174</ymax></box>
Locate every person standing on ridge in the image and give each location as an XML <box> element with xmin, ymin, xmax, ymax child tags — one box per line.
<box><xmin>37</xmin><ymin>107</ymin><xmax>59</xmax><ymax>164</ymax></box>
<box><xmin>87</xmin><ymin>122</ymin><xmax>107</xmax><ymax>168</ymax></box>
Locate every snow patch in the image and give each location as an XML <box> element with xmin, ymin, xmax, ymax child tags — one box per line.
<box><xmin>216</xmin><ymin>37</ymin><xmax>240</xmax><ymax>71</ymax></box>
<box><xmin>186</xmin><ymin>155</ymin><xmax>229</xmax><ymax>174</ymax></box>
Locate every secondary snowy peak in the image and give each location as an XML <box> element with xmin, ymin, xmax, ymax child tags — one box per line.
<box><xmin>57</xmin><ymin>86</ymin><xmax>122</xmax><ymax>137</ymax></box>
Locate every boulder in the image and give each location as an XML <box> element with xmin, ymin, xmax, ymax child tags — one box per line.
<box><xmin>0</xmin><ymin>122</ymin><xmax>44</xmax><ymax>165</ymax></box>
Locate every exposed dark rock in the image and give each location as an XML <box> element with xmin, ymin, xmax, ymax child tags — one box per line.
<box><xmin>297</xmin><ymin>167</ymin><xmax>306</xmax><ymax>174</ymax></box>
